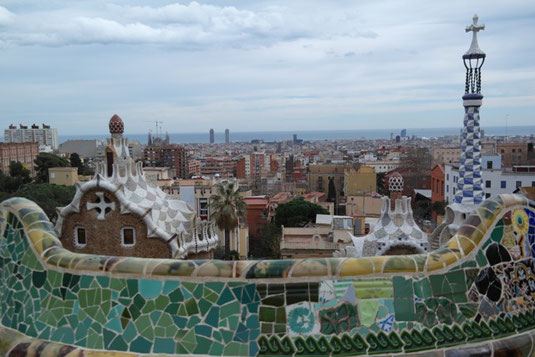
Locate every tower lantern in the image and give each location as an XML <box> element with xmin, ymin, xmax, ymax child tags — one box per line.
<box><xmin>463</xmin><ymin>14</ymin><xmax>486</xmax><ymax>94</ymax></box>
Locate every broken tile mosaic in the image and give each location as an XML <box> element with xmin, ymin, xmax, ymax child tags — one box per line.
<box><xmin>1</xmin><ymin>195</ymin><xmax>535</xmax><ymax>356</ymax></box>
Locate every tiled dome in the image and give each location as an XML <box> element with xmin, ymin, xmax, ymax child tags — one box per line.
<box><xmin>389</xmin><ymin>172</ymin><xmax>404</xmax><ymax>192</ymax></box>
<box><xmin>109</xmin><ymin>114</ymin><xmax>124</xmax><ymax>134</ymax></box>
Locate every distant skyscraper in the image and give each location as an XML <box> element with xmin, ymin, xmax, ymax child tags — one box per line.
<box><xmin>209</xmin><ymin>128</ymin><xmax>215</xmax><ymax>144</ymax></box>
<box><xmin>225</xmin><ymin>128</ymin><xmax>230</xmax><ymax>144</ymax></box>
<box><xmin>400</xmin><ymin>129</ymin><xmax>407</xmax><ymax>138</ymax></box>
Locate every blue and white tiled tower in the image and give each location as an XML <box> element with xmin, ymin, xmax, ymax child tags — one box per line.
<box><xmin>429</xmin><ymin>14</ymin><xmax>488</xmax><ymax>249</ymax></box>
<box><xmin>455</xmin><ymin>14</ymin><xmax>486</xmax><ymax>206</ymax></box>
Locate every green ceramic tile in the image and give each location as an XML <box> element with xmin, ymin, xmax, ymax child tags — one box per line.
<box><xmin>359</xmin><ymin>300</ymin><xmax>379</xmax><ymax>326</ymax></box>
<box><xmin>217</xmin><ymin>287</ymin><xmax>234</xmax><ymax>305</ymax></box>
<box><xmin>205</xmin><ymin>306</ymin><xmax>220</xmax><ymax>328</ymax></box>
<box><xmin>259</xmin><ymin>306</ymin><xmax>275</xmax><ymax>322</ymax></box>
<box><xmin>153</xmin><ymin>337</ymin><xmax>174</xmax><ymax>354</ymax></box>
<box><xmin>220</xmin><ymin>301</ymin><xmax>240</xmax><ymax>319</ymax></box>
<box><xmin>413</xmin><ymin>278</ymin><xmax>432</xmax><ymax>299</ymax></box>
<box><xmin>476</xmin><ymin>250</ymin><xmax>488</xmax><ymax>267</ymax></box>
<box><xmin>394</xmin><ymin>298</ymin><xmax>415</xmax><ymax>321</ymax></box>
<box><xmin>130</xmin><ymin>336</ymin><xmax>151</xmax><ymax>353</ymax></box>
<box><xmin>185</xmin><ymin>298</ymin><xmax>199</xmax><ymax>316</ymax></box>
<box><xmin>154</xmin><ymin>295</ymin><xmax>169</xmax><ymax>310</ymax></box>
<box><xmin>139</xmin><ymin>279</ymin><xmax>163</xmax><ymax>299</ymax></box>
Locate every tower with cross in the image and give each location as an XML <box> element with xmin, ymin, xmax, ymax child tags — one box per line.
<box><xmin>429</xmin><ymin>14</ymin><xmax>488</xmax><ymax>249</ymax></box>
<box><xmin>455</xmin><ymin>14</ymin><xmax>486</xmax><ymax>206</ymax></box>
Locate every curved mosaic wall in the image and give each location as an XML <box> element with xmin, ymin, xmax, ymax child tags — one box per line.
<box><xmin>0</xmin><ymin>194</ymin><xmax>535</xmax><ymax>356</ymax></box>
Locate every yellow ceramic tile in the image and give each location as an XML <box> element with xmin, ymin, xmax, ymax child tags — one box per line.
<box><xmin>110</xmin><ymin>257</ymin><xmax>150</xmax><ymax>275</ymax></box>
<box><xmin>443</xmin><ymin>237</ymin><xmax>463</xmax><ymax>258</ymax></box>
<box><xmin>71</xmin><ymin>255</ymin><xmax>111</xmax><ymax>273</ymax></box>
<box><xmin>425</xmin><ymin>253</ymin><xmax>447</xmax><ymax>272</ymax></box>
<box><xmin>476</xmin><ymin>207</ymin><xmax>500</xmax><ymax>230</ymax></box>
<box><xmin>382</xmin><ymin>256</ymin><xmax>418</xmax><ymax>273</ymax></box>
<box><xmin>196</xmin><ymin>261</ymin><xmax>233</xmax><ymax>278</ymax></box>
<box><xmin>456</xmin><ymin>235</ymin><xmax>477</xmax><ymax>256</ymax></box>
<box><xmin>339</xmin><ymin>258</ymin><xmax>374</xmax><ymax>276</ymax></box>
<box><xmin>439</xmin><ymin>249</ymin><xmax>461</xmax><ymax>267</ymax></box>
<box><xmin>370</xmin><ymin>256</ymin><xmax>390</xmax><ymax>274</ymax></box>
<box><xmin>27</xmin><ymin>230</ymin><xmax>59</xmax><ymax>255</ymax></box>
<box><xmin>290</xmin><ymin>259</ymin><xmax>329</xmax><ymax>278</ymax></box>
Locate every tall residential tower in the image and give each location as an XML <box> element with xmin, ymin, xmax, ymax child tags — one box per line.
<box><xmin>209</xmin><ymin>128</ymin><xmax>215</xmax><ymax>144</ymax></box>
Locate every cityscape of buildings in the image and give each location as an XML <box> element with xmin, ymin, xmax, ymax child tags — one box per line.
<box><xmin>3</xmin><ymin>112</ymin><xmax>535</xmax><ymax>259</ymax></box>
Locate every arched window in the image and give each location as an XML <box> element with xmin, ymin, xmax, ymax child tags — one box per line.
<box><xmin>74</xmin><ymin>226</ymin><xmax>87</xmax><ymax>248</ymax></box>
<box><xmin>121</xmin><ymin>227</ymin><xmax>136</xmax><ymax>247</ymax></box>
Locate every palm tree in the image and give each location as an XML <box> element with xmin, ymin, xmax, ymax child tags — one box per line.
<box><xmin>210</xmin><ymin>181</ymin><xmax>246</xmax><ymax>259</ymax></box>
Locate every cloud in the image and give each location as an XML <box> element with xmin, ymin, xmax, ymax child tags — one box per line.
<box><xmin>0</xmin><ymin>1</ymin><xmax>379</xmax><ymax>47</ymax></box>
<box><xmin>0</xmin><ymin>2</ymin><xmax>296</xmax><ymax>47</ymax></box>
<box><xmin>0</xmin><ymin>0</ymin><xmax>534</xmax><ymax>134</ymax></box>
<box><xmin>0</xmin><ymin>6</ymin><xmax>14</xmax><ymax>26</ymax></box>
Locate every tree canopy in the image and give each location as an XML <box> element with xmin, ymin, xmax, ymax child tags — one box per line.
<box><xmin>0</xmin><ymin>161</ymin><xmax>32</xmax><ymax>194</ymax></box>
<box><xmin>34</xmin><ymin>153</ymin><xmax>70</xmax><ymax>183</ymax></box>
<box><xmin>210</xmin><ymin>181</ymin><xmax>246</xmax><ymax>258</ymax></box>
<box><xmin>327</xmin><ymin>177</ymin><xmax>336</xmax><ymax>202</ymax></box>
<box><xmin>69</xmin><ymin>153</ymin><xmax>84</xmax><ymax>174</ymax></box>
<box><xmin>0</xmin><ymin>183</ymin><xmax>75</xmax><ymax>221</ymax></box>
<box><xmin>274</xmin><ymin>199</ymin><xmax>329</xmax><ymax>227</ymax></box>
<box><xmin>258</xmin><ymin>222</ymin><xmax>282</xmax><ymax>259</ymax></box>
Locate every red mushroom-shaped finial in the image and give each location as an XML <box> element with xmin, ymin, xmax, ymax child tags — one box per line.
<box><xmin>109</xmin><ymin>114</ymin><xmax>124</xmax><ymax>135</ymax></box>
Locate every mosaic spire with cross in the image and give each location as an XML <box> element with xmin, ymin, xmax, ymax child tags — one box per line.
<box><xmin>455</xmin><ymin>14</ymin><xmax>486</xmax><ymax>206</ymax></box>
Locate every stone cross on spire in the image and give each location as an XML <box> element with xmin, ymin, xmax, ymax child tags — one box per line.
<box><xmin>465</xmin><ymin>14</ymin><xmax>485</xmax><ymax>57</ymax></box>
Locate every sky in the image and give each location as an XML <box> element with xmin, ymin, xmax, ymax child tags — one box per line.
<box><xmin>0</xmin><ymin>0</ymin><xmax>534</xmax><ymax>135</ymax></box>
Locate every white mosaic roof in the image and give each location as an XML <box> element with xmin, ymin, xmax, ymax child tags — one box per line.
<box><xmin>55</xmin><ymin>135</ymin><xmax>218</xmax><ymax>258</ymax></box>
<box><xmin>334</xmin><ymin>196</ymin><xmax>429</xmax><ymax>258</ymax></box>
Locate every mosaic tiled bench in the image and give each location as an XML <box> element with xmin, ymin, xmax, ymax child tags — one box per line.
<box><xmin>1</xmin><ymin>194</ymin><xmax>535</xmax><ymax>357</ymax></box>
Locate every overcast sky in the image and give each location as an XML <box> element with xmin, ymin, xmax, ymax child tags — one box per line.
<box><xmin>0</xmin><ymin>0</ymin><xmax>534</xmax><ymax>135</ymax></box>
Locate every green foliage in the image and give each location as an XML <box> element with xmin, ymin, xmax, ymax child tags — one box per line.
<box><xmin>9</xmin><ymin>161</ymin><xmax>31</xmax><ymax>184</ymax></box>
<box><xmin>0</xmin><ymin>183</ymin><xmax>75</xmax><ymax>221</ymax></box>
<box><xmin>327</xmin><ymin>177</ymin><xmax>336</xmax><ymax>202</ymax></box>
<box><xmin>228</xmin><ymin>250</ymin><xmax>240</xmax><ymax>260</ymax></box>
<box><xmin>81</xmin><ymin>167</ymin><xmax>95</xmax><ymax>176</ymax></box>
<box><xmin>258</xmin><ymin>222</ymin><xmax>282</xmax><ymax>259</ymax></box>
<box><xmin>376</xmin><ymin>172</ymin><xmax>387</xmax><ymax>195</ymax></box>
<box><xmin>431</xmin><ymin>201</ymin><xmax>447</xmax><ymax>216</ymax></box>
<box><xmin>210</xmin><ymin>181</ymin><xmax>246</xmax><ymax>258</ymax></box>
<box><xmin>0</xmin><ymin>161</ymin><xmax>32</xmax><ymax>194</ymax></box>
<box><xmin>412</xmin><ymin>199</ymin><xmax>432</xmax><ymax>222</ymax></box>
<box><xmin>34</xmin><ymin>153</ymin><xmax>70</xmax><ymax>183</ymax></box>
<box><xmin>69</xmin><ymin>153</ymin><xmax>84</xmax><ymax>174</ymax></box>
<box><xmin>274</xmin><ymin>199</ymin><xmax>329</xmax><ymax>227</ymax></box>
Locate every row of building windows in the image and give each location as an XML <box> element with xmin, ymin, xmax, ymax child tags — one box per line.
<box><xmin>74</xmin><ymin>226</ymin><xmax>136</xmax><ymax>248</ymax></box>
<box><xmin>447</xmin><ymin>180</ymin><xmax>535</xmax><ymax>193</ymax></box>
<box><xmin>484</xmin><ymin>180</ymin><xmax>535</xmax><ymax>189</ymax></box>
